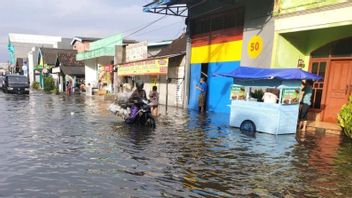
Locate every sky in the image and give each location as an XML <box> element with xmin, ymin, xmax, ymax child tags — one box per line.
<box><xmin>0</xmin><ymin>0</ymin><xmax>186</xmax><ymax>62</ymax></box>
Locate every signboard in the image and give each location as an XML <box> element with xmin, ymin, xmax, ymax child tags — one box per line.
<box><xmin>247</xmin><ymin>35</ymin><xmax>263</xmax><ymax>59</ymax></box>
<box><xmin>151</xmin><ymin>77</ymin><xmax>157</xmax><ymax>85</ymax></box>
<box><xmin>52</xmin><ymin>67</ymin><xmax>61</xmax><ymax>73</ymax></box>
<box><xmin>281</xmin><ymin>88</ymin><xmax>300</xmax><ymax>105</ymax></box>
<box><xmin>126</xmin><ymin>41</ymin><xmax>148</xmax><ymax>62</ymax></box>
<box><xmin>230</xmin><ymin>85</ymin><xmax>246</xmax><ymax>100</ymax></box>
<box><xmin>118</xmin><ymin>58</ymin><xmax>169</xmax><ymax>76</ymax></box>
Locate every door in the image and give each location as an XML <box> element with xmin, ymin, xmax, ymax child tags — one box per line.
<box><xmin>323</xmin><ymin>60</ymin><xmax>352</xmax><ymax>122</ymax></box>
<box><xmin>188</xmin><ymin>64</ymin><xmax>201</xmax><ymax>110</ymax></box>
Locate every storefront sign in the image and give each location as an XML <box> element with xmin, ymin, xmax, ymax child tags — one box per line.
<box><xmin>52</xmin><ymin>67</ymin><xmax>61</xmax><ymax>73</ymax></box>
<box><xmin>230</xmin><ymin>85</ymin><xmax>246</xmax><ymax>100</ymax></box>
<box><xmin>126</xmin><ymin>41</ymin><xmax>148</xmax><ymax>62</ymax></box>
<box><xmin>118</xmin><ymin>58</ymin><xmax>169</xmax><ymax>76</ymax></box>
<box><xmin>281</xmin><ymin>88</ymin><xmax>300</xmax><ymax>105</ymax></box>
<box><xmin>247</xmin><ymin>35</ymin><xmax>263</xmax><ymax>59</ymax></box>
<box><xmin>105</xmin><ymin>65</ymin><xmax>113</xmax><ymax>72</ymax></box>
<box><xmin>151</xmin><ymin>77</ymin><xmax>158</xmax><ymax>85</ymax></box>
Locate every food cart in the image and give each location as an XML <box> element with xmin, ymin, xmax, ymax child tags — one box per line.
<box><xmin>215</xmin><ymin>67</ymin><xmax>322</xmax><ymax>135</ymax></box>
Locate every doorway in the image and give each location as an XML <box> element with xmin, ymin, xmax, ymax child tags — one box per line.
<box><xmin>309</xmin><ymin>37</ymin><xmax>352</xmax><ymax>123</ymax></box>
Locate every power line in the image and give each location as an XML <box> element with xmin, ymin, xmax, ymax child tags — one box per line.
<box><xmin>132</xmin><ymin>20</ymin><xmax>184</xmax><ymax>37</ymax></box>
<box><xmin>125</xmin><ymin>15</ymin><xmax>169</xmax><ymax>37</ymax></box>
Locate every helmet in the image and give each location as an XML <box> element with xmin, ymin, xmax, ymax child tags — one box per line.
<box><xmin>135</xmin><ymin>80</ymin><xmax>144</xmax><ymax>90</ymax></box>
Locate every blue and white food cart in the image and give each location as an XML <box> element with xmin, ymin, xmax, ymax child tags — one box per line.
<box><xmin>216</xmin><ymin>67</ymin><xmax>322</xmax><ymax>135</ymax></box>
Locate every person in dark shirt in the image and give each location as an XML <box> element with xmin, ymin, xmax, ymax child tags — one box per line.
<box><xmin>129</xmin><ymin>80</ymin><xmax>147</xmax><ymax>103</ymax></box>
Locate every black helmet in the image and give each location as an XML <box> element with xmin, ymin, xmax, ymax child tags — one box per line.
<box><xmin>135</xmin><ymin>80</ymin><xmax>144</xmax><ymax>90</ymax></box>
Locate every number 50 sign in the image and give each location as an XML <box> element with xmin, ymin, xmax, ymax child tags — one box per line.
<box><xmin>247</xmin><ymin>35</ymin><xmax>263</xmax><ymax>59</ymax></box>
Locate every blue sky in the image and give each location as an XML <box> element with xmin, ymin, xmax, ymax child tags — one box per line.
<box><xmin>0</xmin><ymin>0</ymin><xmax>186</xmax><ymax>61</ymax></box>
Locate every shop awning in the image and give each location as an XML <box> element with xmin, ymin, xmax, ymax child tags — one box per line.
<box><xmin>61</xmin><ymin>66</ymin><xmax>85</xmax><ymax>76</ymax></box>
<box><xmin>143</xmin><ymin>0</ymin><xmax>187</xmax><ymax>17</ymax></box>
<box><xmin>215</xmin><ymin>66</ymin><xmax>322</xmax><ymax>81</ymax></box>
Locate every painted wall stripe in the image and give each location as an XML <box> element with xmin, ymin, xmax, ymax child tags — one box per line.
<box><xmin>191</xmin><ymin>40</ymin><xmax>243</xmax><ymax>64</ymax></box>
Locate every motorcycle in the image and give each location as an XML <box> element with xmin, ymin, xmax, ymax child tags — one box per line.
<box><xmin>109</xmin><ymin>98</ymin><xmax>156</xmax><ymax>128</ymax></box>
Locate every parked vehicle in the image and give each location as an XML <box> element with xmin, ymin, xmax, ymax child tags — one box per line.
<box><xmin>3</xmin><ymin>74</ymin><xmax>30</xmax><ymax>94</ymax></box>
<box><xmin>0</xmin><ymin>76</ymin><xmax>4</xmax><ymax>89</ymax></box>
<box><xmin>109</xmin><ymin>98</ymin><xmax>156</xmax><ymax>128</ymax></box>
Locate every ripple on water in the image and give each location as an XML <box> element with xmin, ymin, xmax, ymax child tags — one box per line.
<box><xmin>0</xmin><ymin>92</ymin><xmax>352</xmax><ymax>197</ymax></box>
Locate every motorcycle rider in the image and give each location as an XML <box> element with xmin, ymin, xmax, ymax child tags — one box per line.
<box><xmin>129</xmin><ymin>80</ymin><xmax>147</xmax><ymax>102</ymax></box>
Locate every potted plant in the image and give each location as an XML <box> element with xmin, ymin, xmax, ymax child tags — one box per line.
<box><xmin>338</xmin><ymin>96</ymin><xmax>352</xmax><ymax>138</ymax></box>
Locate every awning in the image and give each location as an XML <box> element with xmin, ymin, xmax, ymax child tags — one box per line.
<box><xmin>214</xmin><ymin>66</ymin><xmax>322</xmax><ymax>81</ymax></box>
<box><xmin>143</xmin><ymin>0</ymin><xmax>187</xmax><ymax>17</ymax></box>
<box><xmin>61</xmin><ymin>66</ymin><xmax>85</xmax><ymax>76</ymax></box>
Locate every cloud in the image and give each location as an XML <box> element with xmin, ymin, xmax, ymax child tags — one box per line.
<box><xmin>0</xmin><ymin>0</ymin><xmax>186</xmax><ymax>61</ymax></box>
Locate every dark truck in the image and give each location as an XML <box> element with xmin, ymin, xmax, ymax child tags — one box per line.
<box><xmin>3</xmin><ymin>74</ymin><xmax>30</xmax><ymax>94</ymax></box>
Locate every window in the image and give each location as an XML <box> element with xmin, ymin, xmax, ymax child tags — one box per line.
<box><xmin>310</xmin><ymin>61</ymin><xmax>326</xmax><ymax>109</ymax></box>
<box><xmin>190</xmin><ymin>7</ymin><xmax>244</xmax><ymax>36</ymax></box>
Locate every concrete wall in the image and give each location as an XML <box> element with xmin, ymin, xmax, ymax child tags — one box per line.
<box><xmin>85</xmin><ymin>59</ymin><xmax>98</xmax><ymax>87</ymax></box>
<box><xmin>272</xmin><ymin>4</ymin><xmax>352</xmax><ymax>68</ymax></box>
<box><xmin>274</xmin><ymin>0</ymin><xmax>348</xmax><ymax>15</ymax></box>
<box><xmin>240</xmin><ymin>0</ymin><xmax>275</xmax><ymax>68</ymax></box>
<box><xmin>27</xmin><ymin>47</ymin><xmax>39</xmax><ymax>85</ymax></box>
<box><xmin>73</xmin><ymin>41</ymin><xmax>90</xmax><ymax>53</ymax></box>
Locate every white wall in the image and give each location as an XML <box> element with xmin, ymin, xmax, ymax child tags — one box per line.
<box><xmin>85</xmin><ymin>59</ymin><xmax>97</xmax><ymax>87</ymax></box>
<box><xmin>275</xmin><ymin>5</ymin><xmax>352</xmax><ymax>33</ymax></box>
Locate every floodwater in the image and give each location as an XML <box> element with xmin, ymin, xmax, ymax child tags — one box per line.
<box><xmin>0</xmin><ymin>91</ymin><xmax>351</xmax><ymax>197</ymax></box>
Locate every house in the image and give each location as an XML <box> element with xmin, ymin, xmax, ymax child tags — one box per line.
<box><xmin>36</xmin><ymin>48</ymin><xmax>84</xmax><ymax>92</ymax></box>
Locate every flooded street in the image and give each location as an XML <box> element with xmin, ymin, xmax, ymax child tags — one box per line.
<box><xmin>0</xmin><ymin>92</ymin><xmax>352</xmax><ymax>197</ymax></box>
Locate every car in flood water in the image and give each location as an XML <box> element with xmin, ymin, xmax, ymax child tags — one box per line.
<box><xmin>2</xmin><ymin>74</ymin><xmax>29</xmax><ymax>94</ymax></box>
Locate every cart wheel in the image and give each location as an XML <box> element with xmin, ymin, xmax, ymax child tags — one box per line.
<box><xmin>240</xmin><ymin>120</ymin><xmax>256</xmax><ymax>133</ymax></box>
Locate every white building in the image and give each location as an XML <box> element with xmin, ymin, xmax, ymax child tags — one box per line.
<box><xmin>8</xmin><ymin>33</ymin><xmax>72</xmax><ymax>84</ymax></box>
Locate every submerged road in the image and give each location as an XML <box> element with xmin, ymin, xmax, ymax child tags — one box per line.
<box><xmin>0</xmin><ymin>91</ymin><xmax>351</xmax><ymax>197</ymax></box>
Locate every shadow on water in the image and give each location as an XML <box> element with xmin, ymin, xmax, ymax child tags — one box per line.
<box><xmin>0</xmin><ymin>92</ymin><xmax>351</xmax><ymax>197</ymax></box>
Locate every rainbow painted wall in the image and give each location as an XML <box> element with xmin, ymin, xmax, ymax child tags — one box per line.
<box><xmin>189</xmin><ymin>27</ymin><xmax>243</xmax><ymax>113</ymax></box>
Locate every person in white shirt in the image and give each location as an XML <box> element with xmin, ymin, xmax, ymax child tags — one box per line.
<box><xmin>262</xmin><ymin>88</ymin><xmax>278</xmax><ymax>104</ymax></box>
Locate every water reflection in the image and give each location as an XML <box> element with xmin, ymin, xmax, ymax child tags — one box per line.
<box><xmin>0</xmin><ymin>92</ymin><xmax>351</xmax><ymax>197</ymax></box>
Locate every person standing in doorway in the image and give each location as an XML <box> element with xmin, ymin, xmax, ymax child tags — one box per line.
<box><xmin>66</xmin><ymin>80</ymin><xmax>72</xmax><ymax>96</ymax></box>
<box><xmin>299</xmin><ymin>80</ymin><xmax>313</xmax><ymax>132</ymax></box>
<box><xmin>149</xmin><ymin>86</ymin><xmax>159</xmax><ymax>117</ymax></box>
<box><xmin>195</xmin><ymin>77</ymin><xmax>207</xmax><ymax>113</ymax></box>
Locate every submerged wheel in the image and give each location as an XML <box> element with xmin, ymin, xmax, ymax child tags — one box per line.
<box><xmin>240</xmin><ymin>120</ymin><xmax>256</xmax><ymax>133</ymax></box>
<box><xmin>145</xmin><ymin>114</ymin><xmax>156</xmax><ymax>128</ymax></box>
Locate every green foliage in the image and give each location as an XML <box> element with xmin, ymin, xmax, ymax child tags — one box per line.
<box><xmin>338</xmin><ymin>96</ymin><xmax>352</xmax><ymax>138</ymax></box>
<box><xmin>32</xmin><ymin>81</ymin><xmax>40</xmax><ymax>90</ymax></box>
<box><xmin>44</xmin><ymin>76</ymin><xmax>55</xmax><ymax>93</ymax></box>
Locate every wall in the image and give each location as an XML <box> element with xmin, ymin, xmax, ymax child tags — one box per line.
<box><xmin>73</xmin><ymin>41</ymin><xmax>90</xmax><ymax>53</ymax></box>
<box><xmin>84</xmin><ymin>59</ymin><xmax>97</xmax><ymax>86</ymax></box>
<box><xmin>272</xmin><ymin>24</ymin><xmax>352</xmax><ymax>68</ymax></box>
<box><xmin>274</xmin><ymin>0</ymin><xmax>348</xmax><ymax>15</ymax></box>
<box><xmin>240</xmin><ymin>0</ymin><xmax>275</xmax><ymax>67</ymax></box>
<box><xmin>27</xmin><ymin>47</ymin><xmax>39</xmax><ymax>85</ymax></box>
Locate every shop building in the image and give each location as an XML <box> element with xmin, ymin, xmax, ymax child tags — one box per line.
<box><xmin>272</xmin><ymin>0</ymin><xmax>352</xmax><ymax>123</ymax></box>
<box><xmin>74</xmin><ymin>34</ymin><xmax>124</xmax><ymax>94</ymax></box>
<box><xmin>118</xmin><ymin>35</ymin><xmax>186</xmax><ymax>108</ymax></box>
<box><xmin>144</xmin><ymin>0</ymin><xmax>274</xmax><ymax>113</ymax></box>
